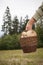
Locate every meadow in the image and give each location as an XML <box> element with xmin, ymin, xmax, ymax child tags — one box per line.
<box><xmin>0</xmin><ymin>48</ymin><xmax>43</xmax><ymax>65</ymax></box>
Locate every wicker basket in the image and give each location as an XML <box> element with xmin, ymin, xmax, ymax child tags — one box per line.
<box><xmin>20</xmin><ymin>30</ymin><xmax>37</xmax><ymax>53</ymax></box>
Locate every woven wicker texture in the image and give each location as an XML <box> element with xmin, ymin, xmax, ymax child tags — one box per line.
<box><xmin>20</xmin><ymin>30</ymin><xmax>37</xmax><ymax>53</ymax></box>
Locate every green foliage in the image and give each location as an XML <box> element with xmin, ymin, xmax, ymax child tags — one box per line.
<box><xmin>23</xmin><ymin>19</ymin><xmax>29</xmax><ymax>30</ymax></box>
<box><xmin>2</xmin><ymin>7</ymin><xmax>29</xmax><ymax>35</ymax></box>
<box><xmin>0</xmin><ymin>34</ymin><xmax>21</xmax><ymax>50</ymax></box>
<box><xmin>12</xmin><ymin>16</ymin><xmax>19</xmax><ymax>34</ymax></box>
<box><xmin>2</xmin><ymin>6</ymin><xmax>12</xmax><ymax>35</ymax></box>
<box><xmin>19</xmin><ymin>15</ymin><xmax>29</xmax><ymax>33</ymax></box>
<box><xmin>36</xmin><ymin>24</ymin><xmax>43</xmax><ymax>48</ymax></box>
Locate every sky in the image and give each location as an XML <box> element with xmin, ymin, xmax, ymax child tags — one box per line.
<box><xmin>0</xmin><ymin>0</ymin><xmax>43</xmax><ymax>36</ymax></box>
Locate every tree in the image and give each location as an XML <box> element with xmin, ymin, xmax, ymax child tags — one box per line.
<box><xmin>2</xmin><ymin>6</ymin><xmax>12</xmax><ymax>35</ymax></box>
<box><xmin>36</xmin><ymin>16</ymin><xmax>43</xmax><ymax>48</ymax></box>
<box><xmin>24</xmin><ymin>15</ymin><xmax>29</xmax><ymax>29</ymax></box>
<box><xmin>19</xmin><ymin>17</ymin><xmax>23</xmax><ymax>33</ymax></box>
<box><xmin>12</xmin><ymin>16</ymin><xmax>19</xmax><ymax>34</ymax></box>
<box><xmin>22</xmin><ymin>15</ymin><xmax>29</xmax><ymax>31</ymax></box>
<box><xmin>19</xmin><ymin>15</ymin><xmax>29</xmax><ymax>33</ymax></box>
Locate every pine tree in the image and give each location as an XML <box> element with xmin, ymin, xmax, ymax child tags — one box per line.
<box><xmin>12</xmin><ymin>16</ymin><xmax>19</xmax><ymax>34</ymax></box>
<box><xmin>19</xmin><ymin>15</ymin><xmax>29</xmax><ymax>33</ymax></box>
<box><xmin>25</xmin><ymin>15</ymin><xmax>29</xmax><ymax>28</ymax></box>
<box><xmin>22</xmin><ymin>15</ymin><xmax>29</xmax><ymax>31</ymax></box>
<box><xmin>19</xmin><ymin>17</ymin><xmax>23</xmax><ymax>33</ymax></box>
<box><xmin>2</xmin><ymin>6</ymin><xmax>12</xmax><ymax>35</ymax></box>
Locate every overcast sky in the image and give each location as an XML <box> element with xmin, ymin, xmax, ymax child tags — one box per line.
<box><xmin>0</xmin><ymin>0</ymin><xmax>43</xmax><ymax>36</ymax></box>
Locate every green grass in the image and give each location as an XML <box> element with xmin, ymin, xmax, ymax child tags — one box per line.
<box><xmin>0</xmin><ymin>48</ymin><xmax>43</xmax><ymax>65</ymax></box>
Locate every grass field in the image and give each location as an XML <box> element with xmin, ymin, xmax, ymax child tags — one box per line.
<box><xmin>0</xmin><ymin>48</ymin><xmax>43</xmax><ymax>65</ymax></box>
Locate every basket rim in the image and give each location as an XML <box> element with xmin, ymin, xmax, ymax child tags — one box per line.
<box><xmin>20</xmin><ymin>36</ymin><xmax>37</xmax><ymax>39</ymax></box>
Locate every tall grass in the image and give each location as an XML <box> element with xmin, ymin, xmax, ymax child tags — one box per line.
<box><xmin>0</xmin><ymin>48</ymin><xmax>43</xmax><ymax>65</ymax></box>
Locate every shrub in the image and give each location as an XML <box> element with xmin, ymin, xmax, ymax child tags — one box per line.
<box><xmin>0</xmin><ymin>34</ymin><xmax>21</xmax><ymax>50</ymax></box>
<box><xmin>36</xmin><ymin>24</ymin><xmax>43</xmax><ymax>48</ymax></box>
